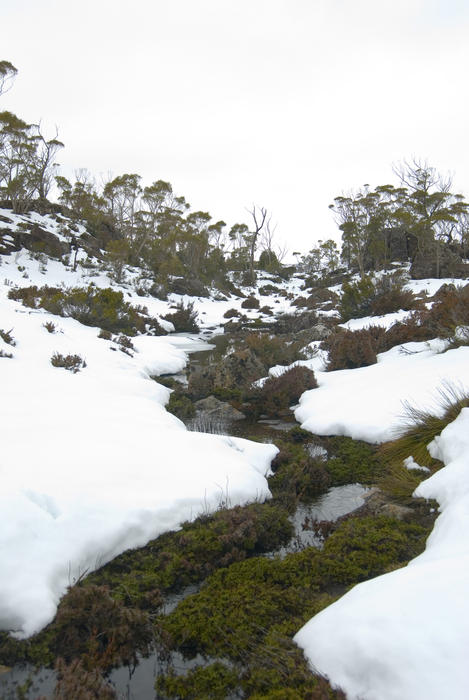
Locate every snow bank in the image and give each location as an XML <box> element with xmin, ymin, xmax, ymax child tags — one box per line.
<box><xmin>0</xmin><ymin>293</ymin><xmax>275</xmax><ymax>637</ymax></box>
<box><xmin>295</xmin><ymin>407</ymin><xmax>469</xmax><ymax>700</ymax></box>
<box><xmin>295</xmin><ymin>340</ymin><xmax>469</xmax><ymax>443</ymax></box>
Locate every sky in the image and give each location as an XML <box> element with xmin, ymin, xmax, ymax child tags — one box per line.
<box><xmin>2</xmin><ymin>0</ymin><xmax>469</xmax><ymax>257</ymax></box>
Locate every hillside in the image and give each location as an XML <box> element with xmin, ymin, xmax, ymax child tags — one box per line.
<box><xmin>1</xmin><ymin>204</ymin><xmax>469</xmax><ymax>699</ymax></box>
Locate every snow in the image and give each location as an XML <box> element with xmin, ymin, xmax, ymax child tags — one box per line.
<box><xmin>295</xmin><ymin>339</ymin><xmax>469</xmax><ymax>443</ymax></box>
<box><xmin>295</xmin><ymin>408</ymin><xmax>469</xmax><ymax>699</ymax></box>
<box><xmin>0</xmin><ymin>243</ymin><xmax>277</xmax><ymax>638</ymax></box>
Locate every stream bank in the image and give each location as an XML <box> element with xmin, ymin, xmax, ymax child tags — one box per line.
<box><xmin>0</xmin><ymin>332</ymin><xmax>437</xmax><ymax>699</ymax></box>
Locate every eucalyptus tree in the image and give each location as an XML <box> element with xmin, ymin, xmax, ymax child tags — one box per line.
<box><xmin>0</xmin><ymin>60</ymin><xmax>17</xmax><ymax>97</ymax></box>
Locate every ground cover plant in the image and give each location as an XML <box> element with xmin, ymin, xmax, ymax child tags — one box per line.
<box><xmin>8</xmin><ymin>284</ymin><xmax>166</xmax><ymax>336</ymax></box>
<box><xmin>155</xmin><ymin>513</ymin><xmax>430</xmax><ymax>698</ymax></box>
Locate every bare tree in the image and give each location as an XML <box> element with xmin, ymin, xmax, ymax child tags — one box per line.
<box><xmin>246</xmin><ymin>204</ymin><xmax>268</xmax><ymax>284</ymax></box>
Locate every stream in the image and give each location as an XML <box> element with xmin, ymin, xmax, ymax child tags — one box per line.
<box><xmin>0</xmin><ymin>333</ymin><xmax>369</xmax><ymax>699</ymax></box>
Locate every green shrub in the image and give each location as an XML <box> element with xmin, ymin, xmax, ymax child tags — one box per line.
<box><xmin>339</xmin><ymin>273</ymin><xmax>415</xmax><ymax>322</ymax></box>
<box><xmin>167</xmin><ymin>390</ymin><xmax>196</xmax><ymax>422</ymax></box>
<box><xmin>324</xmin><ymin>435</ymin><xmax>384</xmax><ymax>485</ymax></box>
<box><xmin>155</xmin><ymin>662</ymin><xmax>239</xmax><ymax>700</ymax></box>
<box><xmin>8</xmin><ymin>285</ymin><xmax>166</xmax><ymax>336</ymax></box>
<box><xmin>269</xmin><ymin>454</ymin><xmax>331</xmax><ymax>503</ymax></box>
<box><xmin>163</xmin><ymin>301</ymin><xmax>199</xmax><ymax>332</ymax></box>
<box><xmin>273</xmin><ymin>310</ymin><xmax>318</xmax><ymax>334</ymax></box>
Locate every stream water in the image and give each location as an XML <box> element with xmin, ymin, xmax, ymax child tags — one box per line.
<box><xmin>0</xmin><ymin>334</ymin><xmax>369</xmax><ymax>699</ymax></box>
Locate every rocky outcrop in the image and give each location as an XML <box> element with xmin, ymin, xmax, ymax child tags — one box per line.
<box><xmin>189</xmin><ymin>348</ymin><xmax>266</xmax><ymax>396</ymax></box>
<box><xmin>194</xmin><ymin>396</ymin><xmax>246</xmax><ymax>421</ymax></box>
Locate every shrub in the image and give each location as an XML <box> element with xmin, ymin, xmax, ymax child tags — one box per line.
<box><xmin>273</xmin><ymin>311</ymin><xmax>318</xmax><ymax>334</ymax></box>
<box><xmin>53</xmin><ymin>658</ymin><xmax>116</xmax><ymax>699</ymax></box>
<box><xmin>0</xmin><ymin>328</ymin><xmax>15</xmax><ymax>345</ymax></box>
<box><xmin>324</xmin><ymin>435</ymin><xmax>383</xmax><ymax>485</ymax></box>
<box><xmin>269</xmin><ymin>454</ymin><xmax>331</xmax><ymax>503</ymax></box>
<box><xmin>339</xmin><ymin>273</ymin><xmax>415</xmax><ymax>322</ymax></box>
<box><xmin>98</xmin><ymin>329</ymin><xmax>112</xmax><ymax>340</ymax></box>
<box><xmin>324</xmin><ymin>325</ymin><xmax>386</xmax><ymax>371</ymax></box>
<box><xmin>163</xmin><ymin>301</ymin><xmax>199</xmax><ymax>332</ymax></box>
<box><xmin>155</xmin><ymin>662</ymin><xmax>239</xmax><ymax>700</ymax></box>
<box><xmin>339</xmin><ymin>275</ymin><xmax>375</xmax><ymax>321</ymax></box>
<box><xmin>223</xmin><ymin>307</ymin><xmax>240</xmax><ymax>318</ymax></box>
<box><xmin>252</xmin><ymin>366</ymin><xmax>318</xmax><ymax>416</ymax></box>
<box><xmin>379</xmin><ymin>316</ymin><xmax>434</xmax><ymax>351</ymax></box>
<box><xmin>43</xmin><ymin>321</ymin><xmax>57</xmax><ymax>334</ymax></box>
<box><xmin>51</xmin><ymin>584</ymin><xmax>152</xmax><ymax>670</ymax></box>
<box><xmin>0</xmin><ymin>349</ymin><xmax>13</xmax><ymax>359</ymax></box>
<box><xmin>243</xmin><ymin>332</ymin><xmax>307</xmax><ymax>368</ymax></box>
<box><xmin>8</xmin><ymin>285</ymin><xmax>166</xmax><ymax>336</ymax></box>
<box><xmin>241</xmin><ymin>295</ymin><xmax>260</xmax><ymax>309</ymax></box>
<box><xmin>51</xmin><ymin>352</ymin><xmax>86</xmax><ymax>373</ymax></box>
<box><xmin>167</xmin><ymin>390</ymin><xmax>196</xmax><ymax>422</ymax></box>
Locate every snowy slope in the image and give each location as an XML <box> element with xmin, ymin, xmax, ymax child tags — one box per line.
<box><xmin>0</xmin><ymin>214</ymin><xmax>285</xmax><ymax>638</ymax></box>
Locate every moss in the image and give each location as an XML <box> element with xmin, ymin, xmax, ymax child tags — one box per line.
<box><xmin>166</xmin><ymin>390</ymin><xmax>196</xmax><ymax>422</ymax></box>
<box><xmin>157</xmin><ymin>511</ymin><xmax>427</xmax><ymax>698</ymax></box>
<box><xmin>324</xmin><ymin>435</ymin><xmax>384</xmax><ymax>485</ymax></box>
<box><xmin>155</xmin><ymin>661</ymin><xmax>239</xmax><ymax>699</ymax></box>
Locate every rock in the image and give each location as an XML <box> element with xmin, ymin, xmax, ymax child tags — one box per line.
<box><xmin>189</xmin><ymin>348</ymin><xmax>265</xmax><ymax>397</ymax></box>
<box><xmin>410</xmin><ymin>245</ymin><xmax>469</xmax><ymax>280</ymax></box>
<box><xmin>194</xmin><ymin>396</ymin><xmax>246</xmax><ymax>421</ymax></box>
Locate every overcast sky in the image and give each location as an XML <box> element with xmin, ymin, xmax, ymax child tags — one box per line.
<box><xmin>3</xmin><ymin>0</ymin><xmax>469</xmax><ymax>256</ymax></box>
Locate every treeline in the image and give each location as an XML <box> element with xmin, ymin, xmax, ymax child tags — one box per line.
<box><xmin>300</xmin><ymin>160</ymin><xmax>469</xmax><ymax>282</ymax></box>
<box><xmin>0</xmin><ymin>61</ymin><xmax>285</xmax><ymax>294</ymax></box>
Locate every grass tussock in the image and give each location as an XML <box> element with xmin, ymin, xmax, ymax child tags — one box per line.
<box><xmin>379</xmin><ymin>383</ymin><xmax>469</xmax><ymax>502</ymax></box>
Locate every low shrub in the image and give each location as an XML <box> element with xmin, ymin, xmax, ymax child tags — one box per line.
<box><xmin>324</xmin><ymin>325</ymin><xmax>386</xmax><ymax>371</ymax></box>
<box><xmin>51</xmin><ymin>352</ymin><xmax>86</xmax><ymax>373</ymax></box>
<box><xmin>163</xmin><ymin>301</ymin><xmax>199</xmax><ymax>332</ymax></box>
<box><xmin>167</xmin><ymin>390</ymin><xmax>196</xmax><ymax>422</ymax></box>
<box><xmin>0</xmin><ymin>349</ymin><xmax>13</xmax><ymax>359</ymax></box>
<box><xmin>324</xmin><ymin>435</ymin><xmax>383</xmax><ymax>485</ymax></box>
<box><xmin>51</xmin><ymin>584</ymin><xmax>152</xmax><ymax>670</ymax></box>
<box><xmin>0</xmin><ymin>328</ymin><xmax>15</xmax><ymax>345</ymax></box>
<box><xmin>251</xmin><ymin>366</ymin><xmax>318</xmax><ymax>417</ymax></box>
<box><xmin>223</xmin><ymin>307</ymin><xmax>240</xmax><ymax>318</ymax></box>
<box><xmin>339</xmin><ymin>273</ymin><xmax>416</xmax><ymax>322</ymax></box>
<box><xmin>241</xmin><ymin>295</ymin><xmax>260</xmax><ymax>309</ymax></box>
<box><xmin>273</xmin><ymin>310</ymin><xmax>320</xmax><ymax>335</ymax></box>
<box><xmin>53</xmin><ymin>658</ymin><xmax>117</xmax><ymax>699</ymax></box>
<box><xmin>269</xmin><ymin>454</ymin><xmax>331</xmax><ymax>503</ymax></box>
<box><xmin>43</xmin><ymin>321</ymin><xmax>57</xmax><ymax>334</ymax></box>
<box><xmin>8</xmin><ymin>285</ymin><xmax>166</xmax><ymax>336</ymax></box>
<box><xmin>243</xmin><ymin>332</ymin><xmax>307</xmax><ymax>368</ymax></box>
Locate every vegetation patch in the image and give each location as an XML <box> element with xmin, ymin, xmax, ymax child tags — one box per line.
<box><xmin>50</xmin><ymin>352</ymin><xmax>86</xmax><ymax>373</ymax></box>
<box><xmin>248</xmin><ymin>366</ymin><xmax>318</xmax><ymax>418</ymax></box>
<box><xmin>156</xmin><ymin>514</ymin><xmax>429</xmax><ymax>698</ymax></box>
<box><xmin>8</xmin><ymin>284</ymin><xmax>166</xmax><ymax>336</ymax></box>
<box><xmin>163</xmin><ymin>300</ymin><xmax>199</xmax><ymax>332</ymax></box>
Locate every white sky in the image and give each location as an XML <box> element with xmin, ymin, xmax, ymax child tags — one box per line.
<box><xmin>2</xmin><ymin>0</ymin><xmax>469</xmax><ymax>256</ymax></box>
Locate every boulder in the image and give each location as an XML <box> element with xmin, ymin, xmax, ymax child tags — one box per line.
<box><xmin>194</xmin><ymin>396</ymin><xmax>245</xmax><ymax>421</ymax></box>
